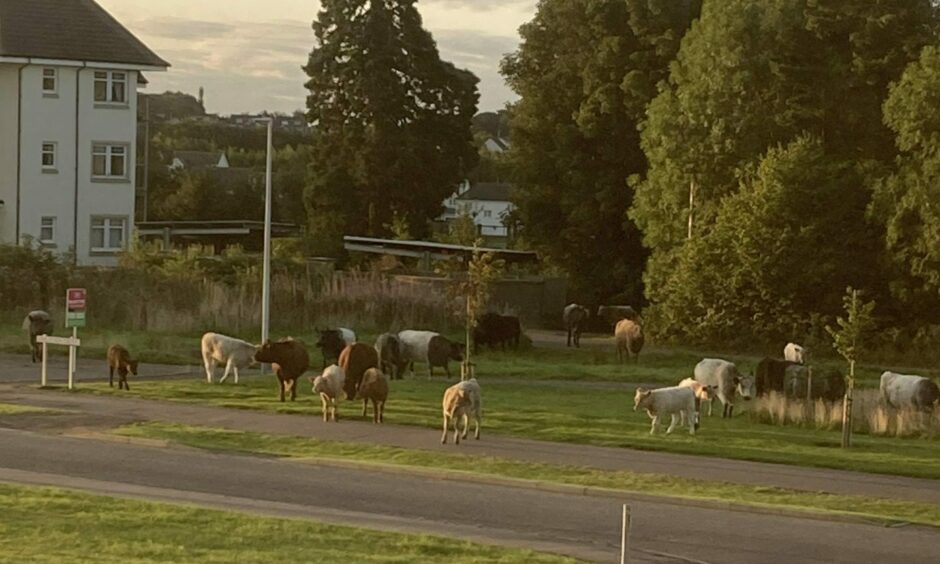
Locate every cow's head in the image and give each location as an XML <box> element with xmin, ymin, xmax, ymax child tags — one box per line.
<box><xmin>735</xmin><ymin>375</ymin><xmax>755</xmax><ymax>400</ymax></box>
<box><xmin>449</xmin><ymin>342</ymin><xmax>464</xmax><ymax>362</ymax></box>
<box><xmin>633</xmin><ymin>388</ymin><xmax>652</xmax><ymax>411</ymax></box>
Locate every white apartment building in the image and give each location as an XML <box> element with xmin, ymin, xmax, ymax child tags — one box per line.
<box><xmin>441</xmin><ymin>181</ymin><xmax>515</xmax><ymax>241</ymax></box>
<box><xmin>0</xmin><ymin>0</ymin><xmax>168</xmax><ymax>265</ymax></box>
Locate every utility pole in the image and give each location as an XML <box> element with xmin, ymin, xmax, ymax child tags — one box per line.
<box><xmin>261</xmin><ymin>118</ymin><xmax>274</xmax><ymax>371</ymax></box>
<box><xmin>141</xmin><ymin>95</ymin><xmax>151</xmax><ymax>222</ymax></box>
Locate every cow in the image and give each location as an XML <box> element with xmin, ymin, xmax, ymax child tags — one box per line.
<box><xmin>473</xmin><ymin>312</ymin><xmax>522</xmax><ymax>351</ymax></box>
<box><xmin>398</xmin><ymin>330</ymin><xmax>463</xmax><ymax>378</ymax></box>
<box><xmin>106</xmin><ymin>344</ymin><xmax>138</xmax><ymax>391</ymax></box>
<box><xmin>563</xmin><ymin>304</ymin><xmax>589</xmax><ymax>348</ymax></box>
<box><xmin>784</xmin><ymin>366</ymin><xmax>845</xmax><ymax>402</ymax></box>
<box><xmin>254</xmin><ymin>338</ymin><xmax>310</xmax><ymax>402</ymax></box>
<box><xmin>755</xmin><ymin>358</ymin><xmax>800</xmax><ymax>397</ymax></box>
<box><xmin>315</xmin><ymin>328</ymin><xmax>356</xmax><ymax>368</ymax></box>
<box><xmin>375</xmin><ymin>333</ymin><xmax>404</xmax><ymax>380</ymax></box>
<box><xmin>200</xmin><ymin>332</ymin><xmax>258</xmax><ymax>384</ymax></box>
<box><xmin>356</xmin><ymin>368</ymin><xmax>388</xmax><ymax>424</ymax></box>
<box><xmin>23</xmin><ymin>310</ymin><xmax>53</xmax><ymax>363</ymax></box>
<box><xmin>615</xmin><ymin>319</ymin><xmax>644</xmax><ymax>363</ymax></box>
<box><xmin>441</xmin><ymin>378</ymin><xmax>482</xmax><ymax>444</ymax></box>
<box><xmin>338</xmin><ymin>343</ymin><xmax>379</xmax><ymax>401</ymax></box>
<box><xmin>693</xmin><ymin>358</ymin><xmax>755</xmax><ymax>418</ymax></box>
<box><xmin>880</xmin><ymin>372</ymin><xmax>940</xmax><ymax>412</ymax></box>
<box><xmin>311</xmin><ymin>365</ymin><xmax>345</xmax><ymax>422</ymax></box>
<box><xmin>634</xmin><ymin>386</ymin><xmax>696</xmax><ymax>435</ymax></box>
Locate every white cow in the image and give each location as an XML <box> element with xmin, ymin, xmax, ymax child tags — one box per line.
<box><xmin>880</xmin><ymin>371</ymin><xmax>940</xmax><ymax>412</ymax></box>
<box><xmin>693</xmin><ymin>358</ymin><xmax>755</xmax><ymax>418</ymax></box>
<box><xmin>311</xmin><ymin>365</ymin><xmax>346</xmax><ymax>422</ymax></box>
<box><xmin>200</xmin><ymin>332</ymin><xmax>258</xmax><ymax>384</ymax></box>
<box><xmin>441</xmin><ymin>378</ymin><xmax>482</xmax><ymax>444</ymax></box>
<box><xmin>634</xmin><ymin>386</ymin><xmax>696</xmax><ymax>435</ymax></box>
<box><xmin>677</xmin><ymin>378</ymin><xmax>715</xmax><ymax>428</ymax></box>
<box><xmin>783</xmin><ymin>343</ymin><xmax>807</xmax><ymax>365</ymax></box>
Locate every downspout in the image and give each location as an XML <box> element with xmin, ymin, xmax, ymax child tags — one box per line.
<box><xmin>14</xmin><ymin>63</ymin><xmax>27</xmax><ymax>244</ymax></box>
<box><xmin>73</xmin><ymin>65</ymin><xmax>85</xmax><ymax>266</ymax></box>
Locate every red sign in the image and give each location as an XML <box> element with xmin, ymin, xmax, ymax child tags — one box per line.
<box><xmin>66</xmin><ymin>288</ymin><xmax>86</xmax><ymax>328</ymax></box>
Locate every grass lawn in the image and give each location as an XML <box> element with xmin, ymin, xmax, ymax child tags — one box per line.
<box><xmin>0</xmin><ymin>483</ymin><xmax>578</xmax><ymax>563</ymax></box>
<box><xmin>80</xmin><ymin>376</ymin><xmax>940</xmax><ymax>480</ymax></box>
<box><xmin>115</xmin><ymin>422</ymin><xmax>940</xmax><ymax>528</ymax></box>
<box><xmin>0</xmin><ymin>403</ymin><xmax>54</xmax><ymax>415</ymax></box>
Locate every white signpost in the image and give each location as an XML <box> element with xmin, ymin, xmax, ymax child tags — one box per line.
<box><xmin>38</xmin><ymin>288</ymin><xmax>85</xmax><ymax>389</ymax></box>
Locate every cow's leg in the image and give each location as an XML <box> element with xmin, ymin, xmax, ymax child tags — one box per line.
<box><xmin>289</xmin><ymin>379</ymin><xmax>297</xmax><ymax>401</ymax></box>
<box><xmin>109</xmin><ymin>365</ymin><xmax>114</xmax><ymax>388</ymax></box>
<box><xmin>123</xmin><ymin>375</ymin><xmax>130</xmax><ymax>391</ymax></box>
<box><xmin>362</xmin><ymin>398</ymin><xmax>368</xmax><ymax>417</ymax></box>
<box><xmin>460</xmin><ymin>413</ymin><xmax>469</xmax><ymax>439</ymax></box>
<box><xmin>454</xmin><ymin>415</ymin><xmax>462</xmax><ymax>445</ymax></box>
<box><xmin>688</xmin><ymin>410</ymin><xmax>696</xmax><ymax>435</ymax></box>
<box><xmin>441</xmin><ymin>415</ymin><xmax>450</xmax><ymax>443</ymax></box>
<box><xmin>378</xmin><ymin>400</ymin><xmax>384</xmax><ymax>423</ymax></box>
<box><xmin>321</xmin><ymin>394</ymin><xmax>329</xmax><ymax>422</ymax></box>
<box><xmin>233</xmin><ymin>365</ymin><xmax>239</xmax><ymax>385</ymax></box>
<box><xmin>279</xmin><ymin>380</ymin><xmax>286</xmax><ymax>402</ymax></box>
<box><xmin>219</xmin><ymin>358</ymin><xmax>234</xmax><ymax>384</ymax></box>
<box><xmin>649</xmin><ymin>414</ymin><xmax>659</xmax><ymax>435</ymax></box>
<box><xmin>666</xmin><ymin>414</ymin><xmax>678</xmax><ymax>434</ymax></box>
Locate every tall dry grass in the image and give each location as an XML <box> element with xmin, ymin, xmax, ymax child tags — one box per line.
<box><xmin>752</xmin><ymin>390</ymin><xmax>940</xmax><ymax>438</ymax></box>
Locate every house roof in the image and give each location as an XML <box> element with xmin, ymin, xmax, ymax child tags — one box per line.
<box><xmin>0</xmin><ymin>0</ymin><xmax>169</xmax><ymax>68</ymax></box>
<box><xmin>458</xmin><ymin>182</ymin><xmax>513</xmax><ymax>202</ymax></box>
<box><xmin>172</xmin><ymin>151</ymin><xmax>226</xmax><ymax>169</ymax></box>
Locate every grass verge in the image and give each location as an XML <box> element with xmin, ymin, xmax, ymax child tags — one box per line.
<box><xmin>0</xmin><ymin>403</ymin><xmax>54</xmax><ymax>415</ymax></box>
<box><xmin>80</xmin><ymin>377</ymin><xmax>940</xmax><ymax>480</ymax></box>
<box><xmin>114</xmin><ymin>422</ymin><xmax>940</xmax><ymax>528</ymax></box>
<box><xmin>0</xmin><ymin>482</ymin><xmax>578</xmax><ymax>563</ymax></box>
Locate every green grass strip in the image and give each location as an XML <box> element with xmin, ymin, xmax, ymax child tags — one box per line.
<box><xmin>0</xmin><ymin>403</ymin><xmax>54</xmax><ymax>415</ymax></box>
<box><xmin>0</xmin><ymin>482</ymin><xmax>578</xmax><ymax>563</ymax></box>
<box><xmin>115</xmin><ymin>422</ymin><xmax>940</xmax><ymax>528</ymax></box>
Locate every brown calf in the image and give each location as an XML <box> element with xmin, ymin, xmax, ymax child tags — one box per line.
<box><xmin>107</xmin><ymin>345</ymin><xmax>138</xmax><ymax>391</ymax></box>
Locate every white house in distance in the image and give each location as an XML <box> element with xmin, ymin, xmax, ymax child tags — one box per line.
<box><xmin>441</xmin><ymin>181</ymin><xmax>515</xmax><ymax>245</ymax></box>
<box><xmin>0</xmin><ymin>0</ymin><xmax>169</xmax><ymax>265</ymax></box>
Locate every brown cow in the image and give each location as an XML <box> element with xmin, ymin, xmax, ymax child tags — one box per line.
<box><xmin>339</xmin><ymin>343</ymin><xmax>379</xmax><ymax>400</ymax></box>
<box><xmin>615</xmin><ymin>319</ymin><xmax>644</xmax><ymax>363</ymax></box>
<box><xmin>255</xmin><ymin>338</ymin><xmax>310</xmax><ymax>402</ymax></box>
<box><xmin>356</xmin><ymin>368</ymin><xmax>388</xmax><ymax>423</ymax></box>
<box><xmin>107</xmin><ymin>344</ymin><xmax>138</xmax><ymax>391</ymax></box>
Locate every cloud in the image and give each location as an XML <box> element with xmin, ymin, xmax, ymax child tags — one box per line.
<box><xmin>133</xmin><ymin>17</ymin><xmax>236</xmax><ymax>40</ymax></box>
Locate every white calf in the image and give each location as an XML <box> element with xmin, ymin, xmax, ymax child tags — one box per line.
<box><xmin>312</xmin><ymin>365</ymin><xmax>346</xmax><ymax>422</ymax></box>
<box><xmin>201</xmin><ymin>332</ymin><xmax>258</xmax><ymax>384</ymax></box>
<box><xmin>634</xmin><ymin>386</ymin><xmax>696</xmax><ymax>435</ymax></box>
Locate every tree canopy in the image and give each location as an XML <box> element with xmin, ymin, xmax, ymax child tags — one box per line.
<box><xmin>303</xmin><ymin>0</ymin><xmax>479</xmax><ymax>255</ymax></box>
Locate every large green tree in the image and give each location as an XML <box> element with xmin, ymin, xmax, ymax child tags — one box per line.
<box><xmin>874</xmin><ymin>45</ymin><xmax>940</xmax><ymax>319</ymax></box>
<box><xmin>501</xmin><ymin>0</ymin><xmax>699</xmax><ymax>306</ymax></box>
<box><xmin>303</xmin><ymin>0</ymin><xmax>479</xmax><ymax>254</ymax></box>
<box><xmin>632</xmin><ymin>0</ymin><xmax>938</xmax><ymax>338</ymax></box>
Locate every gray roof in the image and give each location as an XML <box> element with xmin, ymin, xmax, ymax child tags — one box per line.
<box><xmin>458</xmin><ymin>182</ymin><xmax>513</xmax><ymax>202</ymax></box>
<box><xmin>0</xmin><ymin>0</ymin><xmax>169</xmax><ymax>68</ymax></box>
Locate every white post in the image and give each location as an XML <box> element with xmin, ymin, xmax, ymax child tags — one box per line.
<box><xmin>40</xmin><ymin>341</ymin><xmax>48</xmax><ymax>387</ymax></box>
<box><xmin>67</xmin><ymin>327</ymin><xmax>77</xmax><ymax>390</ymax></box>
<box><xmin>261</xmin><ymin>117</ymin><xmax>274</xmax><ymax>374</ymax></box>
<box><xmin>621</xmin><ymin>504</ymin><xmax>631</xmax><ymax>564</ymax></box>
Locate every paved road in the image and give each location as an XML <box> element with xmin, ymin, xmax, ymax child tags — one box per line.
<box><xmin>4</xmin><ymin>389</ymin><xmax>939</xmax><ymax>506</ymax></box>
<box><xmin>0</xmin><ymin>427</ymin><xmax>937</xmax><ymax>564</ymax></box>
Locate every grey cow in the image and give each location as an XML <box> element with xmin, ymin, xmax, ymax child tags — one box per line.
<box><xmin>693</xmin><ymin>358</ymin><xmax>755</xmax><ymax>418</ymax></box>
<box><xmin>22</xmin><ymin>310</ymin><xmax>53</xmax><ymax>363</ymax></box>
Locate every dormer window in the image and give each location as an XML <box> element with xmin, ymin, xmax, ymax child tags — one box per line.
<box><xmin>42</xmin><ymin>68</ymin><xmax>57</xmax><ymax>95</ymax></box>
<box><xmin>94</xmin><ymin>70</ymin><xmax>127</xmax><ymax>104</ymax></box>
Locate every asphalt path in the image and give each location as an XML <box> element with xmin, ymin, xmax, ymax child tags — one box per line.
<box><xmin>4</xmin><ymin>389</ymin><xmax>939</xmax><ymax>506</ymax></box>
<box><xmin>0</xmin><ymin>428</ymin><xmax>938</xmax><ymax>564</ymax></box>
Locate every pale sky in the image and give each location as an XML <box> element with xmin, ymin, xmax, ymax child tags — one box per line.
<box><xmin>97</xmin><ymin>0</ymin><xmax>536</xmax><ymax>115</ymax></box>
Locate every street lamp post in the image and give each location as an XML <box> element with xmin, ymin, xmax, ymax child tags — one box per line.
<box><xmin>261</xmin><ymin>118</ymin><xmax>274</xmax><ymax>372</ymax></box>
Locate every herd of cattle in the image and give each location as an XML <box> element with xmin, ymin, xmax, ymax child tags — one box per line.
<box><xmin>22</xmin><ymin>305</ymin><xmax>940</xmax><ymax>442</ymax></box>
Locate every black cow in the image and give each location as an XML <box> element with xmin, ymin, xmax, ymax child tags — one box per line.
<box><xmin>315</xmin><ymin>329</ymin><xmax>346</xmax><ymax>368</ymax></box>
<box><xmin>755</xmin><ymin>357</ymin><xmax>800</xmax><ymax>397</ymax></box>
<box><xmin>473</xmin><ymin>313</ymin><xmax>521</xmax><ymax>351</ymax></box>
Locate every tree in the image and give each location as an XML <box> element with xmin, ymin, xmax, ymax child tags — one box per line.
<box><xmin>501</xmin><ymin>0</ymin><xmax>699</xmax><ymax>306</ymax></box>
<box><xmin>826</xmin><ymin>287</ymin><xmax>876</xmax><ymax>448</ymax></box>
<box><xmin>303</xmin><ymin>0</ymin><xmax>479</xmax><ymax>253</ymax></box>
<box><xmin>632</xmin><ymin>0</ymin><xmax>938</xmax><ymax>338</ymax></box>
<box><xmin>874</xmin><ymin>46</ymin><xmax>940</xmax><ymax>321</ymax></box>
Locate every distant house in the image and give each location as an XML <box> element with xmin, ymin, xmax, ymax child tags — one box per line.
<box><xmin>0</xmin><ymin>0</ymin><xmax>169</xmax><ymax>265</ymax></box>
<box><xmin>169</xmin><ymin>151</ymin><xmax>230</xmax><ymax>171</ymax></box>
<box><xmin>483</xmin><ymin>137</ymin><xmax>510</xmax><ymax>153</ymax></box>
<box><xmin>440</xmin><ymin>181</ymin><xmax>515</xmax><ymax>245</ymax></box>
<box><xmin>226</xmin><ymin>112</ymin><xmax>309</xmax><ymax>134</ymax></box>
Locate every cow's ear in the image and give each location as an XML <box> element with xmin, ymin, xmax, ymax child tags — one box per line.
<box><xmin>733</xmin><ymin>376</ymin><xmax>741</xmax><ymax>385</ymax></box>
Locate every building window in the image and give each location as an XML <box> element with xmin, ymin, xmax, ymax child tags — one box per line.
<box><xmin>42</xmin><ymin>68</ymin><xmax>57</xmax><ymax>94</ymax></box>
<box><xmin>40</xmin><ymin>217</ymin><xmax>56</xmax><ymax>244</ymax></box>
<box><xmin>90</xmin><ymin>217</ymin><xmax>126</xmax><ymax>252</ymax></box>
<box><xmin>92</xmin><ymin>144</ymin><xmax>127</xmax><ymax>178</ymax></box>
<box><xmin>93</xmin><ymin>71</ymin><xmax>127</xmax><ymax>104</ymax></box>
<box><xmin>41</xmin><ymin>142</ymin><xmax>57</xmax><ymax>170</ymax></box>
<box><xmin>483</xmin><ymin>210</ymin><xmax>492</xmax><ymax>218</ymax></box>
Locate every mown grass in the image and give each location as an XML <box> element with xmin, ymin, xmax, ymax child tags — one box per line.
<box><xmin>80</xmin><ymin>376</ymin><xmax>940</xmax><ymax>479</ymax></box>
<box><xmin>0</xmin><ymin>483</ymin><xmax>578</xmax><ymax>563</ymax></box>
<box><xmin>0</xmin><ymin>403</ymin><xmax>53</xmax><ymax>415</ymax></box>
<box><xmin>114</xmin><ymin>422</ymin><xmax>940</xmax><ymax>528</ymax></box>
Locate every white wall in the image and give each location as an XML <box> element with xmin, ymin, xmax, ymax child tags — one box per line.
<box><xmin>15</xmin><ymin>65</ymin><xmax>138</xmax><ymax>266</ymax></box>
<box><xmin>0</xmin><ymin>64</ymin><xmax>19</xmax><ymax>245</ymax></box>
